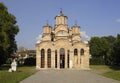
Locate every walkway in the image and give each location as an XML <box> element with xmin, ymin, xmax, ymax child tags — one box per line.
<box><xmin>20</xmin><ymin>69</ymin><xmax>120</xmax><ymax>83</ymax></box>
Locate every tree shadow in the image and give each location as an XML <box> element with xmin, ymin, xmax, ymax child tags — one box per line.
<box><xmin>0</xmin><ymin>64</ymin><xmax>10</xmax><ymax>71</ymax></box>
<box><xmin>108</xmin><ymin>65</ymin><xmax>120</xmax><ymax>70</ymax></box>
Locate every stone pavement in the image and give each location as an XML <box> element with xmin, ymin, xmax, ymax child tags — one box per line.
<box><xmin>20</xmin><ymin>69</ymin><xmax>120</xmax><ymax>83</ymax></box>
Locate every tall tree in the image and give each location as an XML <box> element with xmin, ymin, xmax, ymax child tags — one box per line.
<box><xmin>0</xmin><ymin>3</ymin><xmax>19</xmax><ymax>66</ymax></box>
<box><xmin>113</xmin><ymin>34</ymin><xmax>120</xmax><ymax>65</ymax></box>
<box><xmin>89</xmin><ymin>37</ymin><xmax>110</xmax><ymax>65</ymax></box>
<box><xmin>89</xmin><ymin>37</ymin><xmax>109</xmax><ymax>57</ymax></box>
<box><xmin>102</xmin><ymin>36</ymin><xmax>116</xmax><ymax>65</ymax></box>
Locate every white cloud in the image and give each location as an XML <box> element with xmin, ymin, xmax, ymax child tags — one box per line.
<box><xmin>80</xmin><ymin>31</ymin><xmax>90</xmax><ymax>44</ymax></box>
<box><xmin>116</xmin><ymin>19</ymin><xmax>120</xmax><ymax>22</ymax></box>
<box><xmin>36</xmin><ymin>34</ymin><xmax>42</xmax><ymax>43</ymax></box>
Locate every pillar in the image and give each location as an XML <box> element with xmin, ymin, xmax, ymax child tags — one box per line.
<box><xmin>51</xmin><ymin>50</ymin><xmax>55</xmax><ymax>68</ymax></box>
<box><xmin>36</xmin><ymin>46</ymin><xmax>40</xmax><ymax>69</ymax></box>
<box><xmin>70</xmin><ymin>51</ymin><xmax>74</xmax><ymax>68</ymax></box>
<box><xmin>80</xmin><ymin>49</ymin><xmax>83</xmax><ymax>68</ymax></box>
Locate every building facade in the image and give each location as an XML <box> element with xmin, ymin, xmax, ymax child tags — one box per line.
<box><xmin>36</xmin><ymin>11</ymin><xmax>90</xmax><ymax>69</ymax></box>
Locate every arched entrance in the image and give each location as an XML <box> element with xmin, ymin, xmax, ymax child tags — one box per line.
<box><xmin>60</xmin><ymin>48</ymin><xmax>65</xmax><ymax>68</ymax></box>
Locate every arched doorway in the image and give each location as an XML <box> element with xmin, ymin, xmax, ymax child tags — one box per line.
<box><xmin>60</xmin><ymin>48</ymin><xmax>65</xmax><ymax>68</ymax></box>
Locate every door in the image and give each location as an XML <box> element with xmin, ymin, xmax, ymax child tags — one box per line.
<box><xmin>60</xmin><ymin>48</ymin><xmax>65</xmax><ymax>68</ymax></box>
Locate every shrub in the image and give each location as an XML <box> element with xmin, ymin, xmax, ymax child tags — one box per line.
<box><xmin>24</xmin><ymin>57</ymin><xmax>36</xmax><ymax>66</ymax></box>
<box><xmin>90</xmin><ymin>57</ymin><xmax>104</xmax><ymax>65</ymax></box>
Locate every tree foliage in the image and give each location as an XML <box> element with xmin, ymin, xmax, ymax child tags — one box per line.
<box><xmin>0</xmin><ymin>3</ymin><xmax>19</xmax><ymax>66</ymax></box>
<box><xmin>89</xmin><ymin>35</ymin><xmax>120</xmax><ymax>65</ymax></box>
<box><xmin>112</xmin><ymin>34</ymin><xmax>120</xmax><ymax>65</ymax></box>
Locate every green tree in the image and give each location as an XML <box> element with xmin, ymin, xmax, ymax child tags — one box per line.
<box><xmin>89</xmin><ymin>37</ymin><xmax>110</xmax><ymax>65</ymax></box>
<box><xmin>113</xmin><ymin>34</ymin><xmax>120</xmax><ymax>65</ymax></box>
<box><xmin>102</xmin><ymin>36</ymin><xmax>116</xmax><ymax>65</ymax></box>
<box><xmin>0</xmin><ymin>3</ymin><xmax>19</xmax><ymax>66</ymax></box>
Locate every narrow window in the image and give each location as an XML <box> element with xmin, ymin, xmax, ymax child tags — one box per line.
<box><xmin>55</xmin><ymin>50</ymin><xmax>57</xmax><ymax>68</ymax></box>
<box><xmin>67</xmin><ymin>50</ymin><xmax>70</xmax><ymax>68</ymax></box>
<box><xmin>74</xmin><ymin>49</ymin><xmax>78</xmax><ymax>56</ymax></box>
<box><xmin>41</xmin><ymin>49</ymin><xmax>45</xmax><ymax>68</ymax></box>
<box><xmin>47</xmin><ymin>49</ymin><xmax>51</xmax><ymax>68</ymax></box>
<box><xmin>80</xmin><ymin>48</ymin><xmax>84</xmax><ymax>55</ymax></box>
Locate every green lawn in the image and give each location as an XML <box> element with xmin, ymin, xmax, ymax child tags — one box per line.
<box><xmin>90</xmin><ymin>65</ymin><xmax>120</xmax><ymax>81</ymax></box>
<box><xmin>103</xmin><ymin>70</ymin><xmax>120</xmax><ymax>81</ymax></box>
<box><xmin>0</xmin><ymin>66</ymin><xmax>38</xmax><ymax>83</ymax></box>
<box><xmin>1</xmin><ymin>65</ymin><xmax>119</xmax><ymax>82</ymax></box>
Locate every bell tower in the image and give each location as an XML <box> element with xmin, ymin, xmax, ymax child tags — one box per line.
<box><xmin>55</xmin><ymin>10</ymin><xmax>68</xmax><ymax>26</ymax></box>
<box><xmin>71</xmin><ymin>23</ymin><xmax>81</xmax><ymax>42</ymax></box>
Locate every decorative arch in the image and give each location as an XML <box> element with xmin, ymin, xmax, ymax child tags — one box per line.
<box><xmin>41</xmin><ymin>49</ymin><xmax>45</xmax><ymax>68</ymax></box>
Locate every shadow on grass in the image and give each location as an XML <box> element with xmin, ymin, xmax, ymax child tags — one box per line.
<box><xmin>108</xmin><ymin>65</ymin><xmax>120</xmax><ymax>70</ymax></box>
<box><xmin>0</xmin><ymin>64</ymin><xmax>10</xmax><ymax>71</ymax></box>
<box><xmin>0</xmin><ymin>64</ymin><xmax>36</xmax><ymax>71</ymax></box>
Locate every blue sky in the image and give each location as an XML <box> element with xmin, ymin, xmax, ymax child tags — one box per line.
<box><xmin>0</xmin><ymin>0</ymin><xmax>120</xmax><ymax>49</ymax></box>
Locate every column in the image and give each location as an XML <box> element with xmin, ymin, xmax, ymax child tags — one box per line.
<box><xmin>36</xmin><ymin>49</ymin><xmax>40</xmax><ymax>69</ymax></box>
<box><xmin>70</xmin><ymin>51</ymin><xmax>73</xmax><ymax>68</ymax></box>
<box><xmin>81</xmin><ymin>56</ymin><xmax>84</xmax><ymax>68</ymax></box>
<box><xmin>36</xmin><ymin>50</ymin><xmax>41</xmax><ymax>69</ymax></box>
<box><xmin>45</xmin><ymin>49</ymin><xmax>47</xmax><ymax>68</ymax></box>
<box><xmin>51</xmin><ymin>50</ymin><xmax>55</xmax><ymax>68</ymax></box>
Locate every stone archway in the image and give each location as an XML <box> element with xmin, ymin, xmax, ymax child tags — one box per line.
<box><xmin>60</xmin><ymin>48</ymin><xmax>65</xmax><ymax>68</ymax></box>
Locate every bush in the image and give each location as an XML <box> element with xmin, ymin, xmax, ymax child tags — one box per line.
<box><xmin>24</xmin><ymin>57</ymin><xmax>36</xmax><ymax>66</ymax></box>
<box><xmin>90</xmin><ymin>57</ymin><xmax>104</xmax><ymax>65</ymax></box>
<box><xmin>6</xmin><ymin>58</ymin><xmax>12</xmax><ymax>64</ymax></box>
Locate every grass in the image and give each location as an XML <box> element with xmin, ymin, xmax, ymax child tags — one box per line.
<box><xmin>0</xmin><ymin>65</ymin><xmax>38</xmax><ymax>83</ymax></box>
<box><xmin>90</xmin><ymin>65</ymin><xmax>110</xmax><ymax>70</ymax></box>
<box><xmin>103</xmin><ymin>70</ymin><xmax>120</xmax><ymax>81</ymax></box>
<box><xmin>90</xmin><ymin>65</ymin><xmax>120</xmax><ymax>81</ymax></box>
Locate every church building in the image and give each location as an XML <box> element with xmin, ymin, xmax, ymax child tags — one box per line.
<box><xmin>36</xmin><ymin>11</ymin><xmax>90</xmax><ymax>69</ymax></box>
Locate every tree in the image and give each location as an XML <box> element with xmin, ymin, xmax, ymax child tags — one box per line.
<box><xmin>0</xmin><ymin>3</ymin><xmax>19</xmax><ymax>66</ymax></box>
<box><xmin>102</xmin><ymin>36</ymin><xmax>116</xmax><ymax>65</ymax></box>
<box><xmin>89</xmin><ymin>37</ymin><xmax>110</xmax><ymax>65</ymax></box>
<box><xmin>112</xmin><ymin>34</ymin><xmax>120</xmax><ymax>65</ymax></box>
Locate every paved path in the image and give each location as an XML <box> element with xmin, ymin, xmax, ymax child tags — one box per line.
<box><xmin>20</xmin><ymin>69</ymin><xmax>120</xmax><ymax>83</ymax></box>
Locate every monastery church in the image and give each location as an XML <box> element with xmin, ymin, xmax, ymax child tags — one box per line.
<box><xmin>36</xmin><ymin>11</ymin><xmax>90</xmax><ymax>69</ymax></box>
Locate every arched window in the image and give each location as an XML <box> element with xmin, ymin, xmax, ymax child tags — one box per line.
<box><xmin>80</xmin><ymin>48</ymin><xmax>84</xmax><ymax>55</ymax></box>
<box><xmin>41</xmin><ymin>49</ymin><xmax>45</xmax><ymax>56</ymax></box>
<box><xmin>41</xmin><ymin>49</ymin><xmax>45</xmax><ymax>68</ymax></box>
<box><xmin>51</xmin><ymin>32</ymin><xmax>54</xmax><ymax>41</ymax></box>
<box><xmin>47</xmin><ymin>49</ymin><xmax>51</xmax><ymax>68</ymax></box>
<box><xmin>55</xmin><ymin>50</ymin><xmax>57</xmax><ymax>68</ymax></box>
<box><xmin>47</xmin><ymin>49</ymin><xmax>51</xmax><ymax>57</ymax></box>
<box><xmin>67</xmin><ymin>50</ymin><xmax>70</xmax><ymax>68</ymax></box>
<box><xmin>74</xmin><ymin>49</ymin><xmax>78</xmax><ymax>56</ymax></box>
